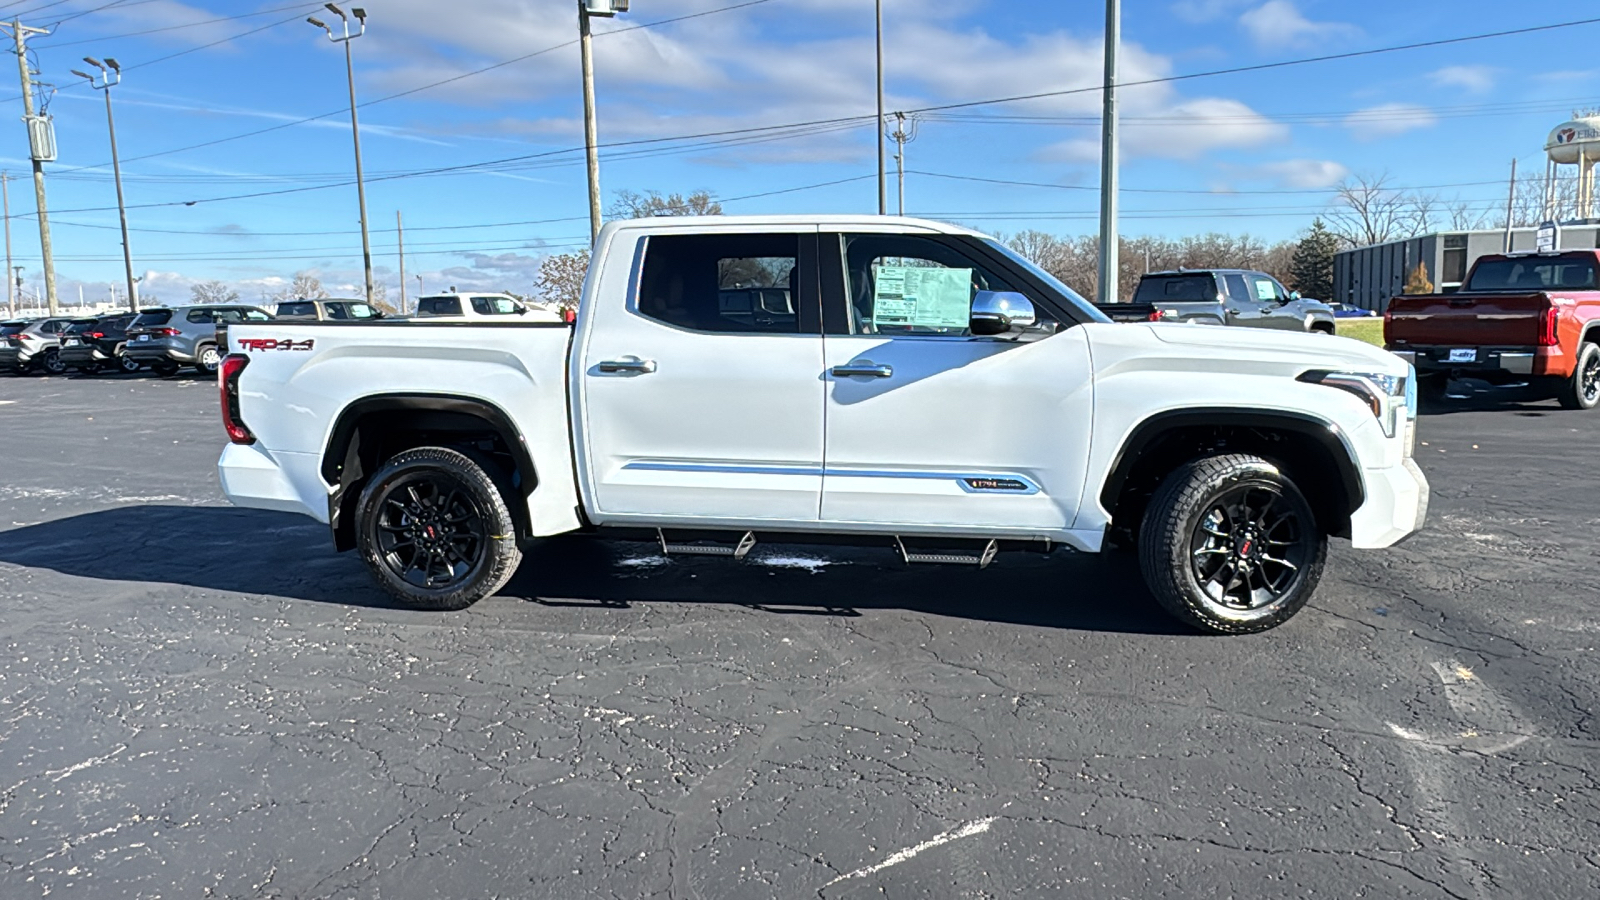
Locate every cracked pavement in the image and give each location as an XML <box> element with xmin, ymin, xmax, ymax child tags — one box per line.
<box><xmin>0</xmin><ymin>374</ymin><xmax>1597</xmax><ymax>898</ymax></box>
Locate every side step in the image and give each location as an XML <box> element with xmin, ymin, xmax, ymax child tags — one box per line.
<box><xmin>658</xmin><ymin>529</ymin><xmax>757</xmax><ymax>560</ymax></box>
<box><xmin>895</xmin><ymin>536</ymin><xmax>999</xmax><ymax>569</ymax></box>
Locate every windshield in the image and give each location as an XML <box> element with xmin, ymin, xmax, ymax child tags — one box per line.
<box><xmin>132</xmin><ymin>310</ymin><xmax>173</xmax><ymax>327</ymax></box>
<box><xmin>981</xmin><ymin>238</ymin><xmax>1110</xmax><ymax>323</ymax></box>
<box><xmin>64</xmin><ymin>319</ymin><xmax>98</xmax><ymax>333</ymax></box>
<box><xmin>1465</xmin><ymin>257</ymin><xmax>1598</xmax><ymax>292</ymax></box>
<box><xmin>0</xmin><ymin>322</ymin><xmax>26</xmax><ymax>336</ymax></box>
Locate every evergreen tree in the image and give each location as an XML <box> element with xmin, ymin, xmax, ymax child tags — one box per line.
<box><xmin>1289</xmin><ymin>219</ymin><xmax>1339</xmax><ymax>301</ymax></box>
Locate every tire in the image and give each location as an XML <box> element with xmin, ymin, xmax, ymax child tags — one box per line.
<box><xmin>1138</xmin><ymin>454</ymin><xmax>1327</xmax><ymax>635</ymax></box>
<box><xmin>355</xmin><ymin>446</ymin><xmax>522</xmax><ymax>611</ymax></box>
<box><xmin>152</xmin><ymin>361</ymin><xmax>180</xmax><ymax>377</ymax></box>
<box><xmin>40</xmin><ymin>349</ymin><xmax>66</xmax><ymax>376</ymax></box>
<box><xmin>194</xmin><ymin>344</ymin><xmax>222</xmax><ymax>375</ymax></box>
<box><xmin>1555</xmin><ymin>342</ymin><xmax>1600</xmax><ymax>410</ymax></box>
<box><xmin>1417</xmin><ymin>373</ymin><xmax>1448</xmax><ymax>402</ymax></box>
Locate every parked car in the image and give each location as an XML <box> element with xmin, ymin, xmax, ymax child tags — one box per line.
<box><xmin>125</xmin><ymin>305</ymin><xmax>273</xmax><ymax>376</ymax></box>
<box><xmin>59</xmin><ymin>313</ymin><xmax>140</xmax><ymax>374</ymax></box>
<box><xmin>1385</xmin><ymin>250</ymin><xmax>1600</xmax><ymax>407</ymax></box>
<box><xmin>412</xmin><ymin>291</ymin><xmax>564</xmax><ymax>323</ymax></box>
<box><xmin>1100</xmin><ymin>270</ymin><xmax>1337</xmax><ymax>333</ymax></box>
<box><xmin>274</xmin><ymin>298</ymin><xmax>384</xmax><ymax>321</ymax></box>
<box><xmin>1327</xmin><ymin>302</ymin><xmax>1378</xmax><ymax>318</ymax></box>
<box><xmin>0</xmin><ymin>316</ymin><xmax>73</xmax><ymax>374</ymax></box>
<box><xmin>219</xmin><ymin>215</ymin><xmax>1427</xmax><ymax>635</ymax></box>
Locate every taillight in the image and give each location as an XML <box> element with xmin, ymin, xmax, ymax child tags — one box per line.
<box><xmin>220</xmin><ymin>354</ymin><xmax>255</xmax><ymax>444</ymax></box>
<box><xmin>1146</xmin><ymin>309</ymin><xmax>1163</xmax><ymax>322</ymax></box>
<box><xmin>1540</xmin><ymin>308</ymin><xmax>1560</xmax><ymax>346</ymax></box>
<box><xmin>88</xmin><ymin>331</ymin><xmax>104</xmax><ymax>339</ymax></box>
<box><xmin>156</xmin><ymin>327</ymin><xmax>181</xmax><ymax>337</ymax></box>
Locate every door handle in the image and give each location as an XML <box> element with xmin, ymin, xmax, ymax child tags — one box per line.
<box><xmin>598</xmin><ymin>356</ymin><xmax>657</xmax><ymax>374</ymax></box>
<box><xmin>831</xmin><ymin>362</ymin><xmax>893</xmax><ymax>378</ymax></box>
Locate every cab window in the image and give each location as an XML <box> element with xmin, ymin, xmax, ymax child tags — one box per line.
<box><xmin>637</xmin><ymin>233</ymin><xmax>801</xmax><ymax>333</ymax></box>
<box><xmin>839</xmin><ymin>233</ymin><xmax>1030</xmax><ymax>336</ymax></box>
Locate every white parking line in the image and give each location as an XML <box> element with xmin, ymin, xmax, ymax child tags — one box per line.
<box><xmin>825</xmin><ymin>816</ymin><xmax>997</xmax><ymax>887</ymax></box>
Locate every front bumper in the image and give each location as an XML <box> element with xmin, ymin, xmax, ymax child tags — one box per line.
<box><xmin>1348</xmin><ymin>458</ymin><xmax>1430</xmax><ymax>549</ymax></box>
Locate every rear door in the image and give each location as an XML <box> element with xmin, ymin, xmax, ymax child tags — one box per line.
<box><xmin>577</xmin><ymin>228</ymin><xmax>826</xmax><ymax>523</ymax></box>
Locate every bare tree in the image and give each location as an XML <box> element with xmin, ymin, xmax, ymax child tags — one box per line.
<box><xmin>190</xmin><ymin>280</ymin><xmax>239</xmax><ymax>304</ymax></box>
<box><xmin>1447</xmin><ymin>198</ymin><xmax>1494</xmax><ymax>231</ymax></box>
<box><xmin>608</xmin><ymin>189</ymin><xmax>723</xmax><ymax>219</ymax></box>
<box><xmin>1326</xmin><ymin>174</ymin><xmax>1420</xmax><ymax>248</ymax></box>
<box><xmin>535</xmin><ymin>250</ymin><xmax>591</xmax><ymax>312</ymax></box>
<box><xmin>265</xmin><ymin>272</ymin><xmax>331</xmax><ymax>302</ymax></box>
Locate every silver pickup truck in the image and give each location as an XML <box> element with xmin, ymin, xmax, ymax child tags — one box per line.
<box><xmin>1100</xmin><ymin>269</ymin><xmax>1336</xmax><ymax>333</ymax></box>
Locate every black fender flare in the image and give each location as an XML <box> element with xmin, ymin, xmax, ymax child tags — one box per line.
<box><xmin>1097</xmin><ymin>407</ymin><xmax>1366</xmax><ymax>528</ymax></box>
<box><xmin>321</xmin><ymin>393</ymin><xmax>538</xmax><ymax>550</ymax></box>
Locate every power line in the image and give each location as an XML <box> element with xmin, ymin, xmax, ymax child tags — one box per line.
<box><xmin>43</xmin><ymin>2</ymin><xmax>319</xmax><ymax>47</ymax></box>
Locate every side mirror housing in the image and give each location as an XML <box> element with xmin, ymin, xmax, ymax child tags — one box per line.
<box><xmin>514</xmin><ymin>305</ymin><xmax>529</xmax><ymax>316</ymax></box>
<box><xmin>970</xmin><ymin>290</ymin><xmax>1036</xmax><ymax>338</ymax></box>
<box><xmin>1286</xmin><ymin>290</ymin><xmax>1301</xmax><ymax>304</ymax></box>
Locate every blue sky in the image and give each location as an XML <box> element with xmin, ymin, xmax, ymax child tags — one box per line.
<box><xmin>0</xmin><ymin>0</ymin><xmax>1594</xmax><ymax>306</ymax></box>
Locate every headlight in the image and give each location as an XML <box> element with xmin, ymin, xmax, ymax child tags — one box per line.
<box><xmin>1298</xmin><ymin>368</ymin><xmax>1411</xmax><ymax>439</ymax></box>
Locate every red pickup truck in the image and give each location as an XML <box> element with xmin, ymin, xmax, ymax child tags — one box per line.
<box><xmin>1384</xmin><ymin>250</ymin><xmax>1600</xmax><ymax>409</ymax></box>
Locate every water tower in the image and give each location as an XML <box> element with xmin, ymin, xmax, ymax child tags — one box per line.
<box><xmin>1545</xmin><ymin>110</ymin><xmax>1600</xmax><ymax>222</ymax></box>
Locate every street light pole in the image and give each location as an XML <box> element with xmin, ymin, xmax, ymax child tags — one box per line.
<box><xmin>73</xmin><ymin>57</ymin><xmax>137</xmax><ymax>312</ymax></box>
<box><xmin>308</xmin><ymin>5</ymin><xmax>373</xmax><ymax>305</ymax></box>
<box><xmin>577</xmin><ymin>1</ymin><xmax>629</xmax><ymax>242</ymax></box>
<box><xmin>1096</xmin><ymin>0</ymin><xmax>1120</xmax><ymax>305</ymax></box>
<box><xmin>875</xmin><ymin>0</ymin><xmax>886</xmax><ymax>215</ymax></box>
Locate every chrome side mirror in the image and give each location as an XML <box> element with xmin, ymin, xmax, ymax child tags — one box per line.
<box><xmin>970</xmin><ymin>291</ymin><xmax>1036</xmax><ymax>338</ymax></box>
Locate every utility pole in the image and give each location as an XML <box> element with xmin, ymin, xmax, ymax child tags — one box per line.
<box><xmin>396</xmin><ymin>210</ymin><xmax>406</xmax><ymax>314</ymax></box>
<box><xmin>875</xmin><ymin>0</ymin><xmax>886</xmax><ymax>215</ymax></box>
<box><xmin>1503</xmin><ymin>158</ymin><xmax>1518</xmax><ymax>253</ymax></box>
<box><xmin>2</xmin><ymin>172</ymin><xmax>12</xmax><ymax>318</ymax></box>
<box><xmin>73</xmin><ymin>57</ymin><xmax>137</xmax><ymax>312</ymax></box>
<box><xmin>1096</xmin><ymin>0</ymin><xmax>1120</xmax><ymax>305</ymax></box>
<box><xmin>308</xmin><ymin>5</ymin><xmax>373</xmax><ymax>305</ymax></box>
<box><xmin>7</xmin><ymin>19</ymin><xmax>58</xmax><ymax>315</ymax></box>
<box><xmin>888</xmin><ymin>112</ymin><xmax>918</xmax><ymax>217</ymax></box>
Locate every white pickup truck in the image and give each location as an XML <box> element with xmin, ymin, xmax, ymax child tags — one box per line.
<box><xmin>217</xmin><ymin>215</ymin><xmax>1428</xmax><ymax>634</ymax></box>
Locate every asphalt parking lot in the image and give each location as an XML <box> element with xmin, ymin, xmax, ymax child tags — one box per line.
<box><xmin>0</xmin><ymin>372</ymin><xmax>1597</xmax><ymax>899</ymax></box>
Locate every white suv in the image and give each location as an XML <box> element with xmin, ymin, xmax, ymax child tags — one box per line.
<box><xmin>412</xmin><ymin>292</ymin><xmax>563</xmax><ymax>323</ymax></box>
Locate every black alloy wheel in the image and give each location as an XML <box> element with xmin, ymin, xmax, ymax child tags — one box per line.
<box><xmin>355</xmin><ymin>446</ymin><xmax>522</xmax><ymax>611</ymax></box>
<box><xmin>1139</xmin><ymin>453</ymin><xmax>1327</xmax><ymax>634</ymax></box>
<box><xmin>1189</xmin><ymin>484</ymin><xmax>1312</xmax><ymax>611</ymax></box>
<box><xmin>373</xmin><ymin>476</ymin><xmax>489</xmax><ymax>592</ymax></box>
<box><xmin>40</xmin><ymin>350</ymin><xmax>66</xmax><ymax>375</ymax></box>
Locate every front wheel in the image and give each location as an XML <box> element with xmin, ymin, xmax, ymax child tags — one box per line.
<box><xmin>1555</xmin><ymin>342</ymin><xmax>1600</xmax><ymax>410</ymax></box>
<box><xmin>1138</xmin><ymin>454</ymin><xmax>1327</xmax><ymax>634</ymax></box>
<box><xmin>355</xmin><ymin>447</ymin><xmax>522</xmax><ymax>611</ymax></box>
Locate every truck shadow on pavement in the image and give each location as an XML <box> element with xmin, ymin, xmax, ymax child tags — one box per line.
<box><xmin>1418</xmin><ymin>379</ymin><xmax>1562</xmax><ymax>416</ymax></box>
<box><xmin>0</xmin><ymin>506</ymin><xmax>1188</xmax><ymax>636</ymax></box>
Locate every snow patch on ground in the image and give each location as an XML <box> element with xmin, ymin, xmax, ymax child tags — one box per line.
<box><xmin>753</xmin><ymin>554</ymin><xmax>836</xmax><ymax>573</ymax></box>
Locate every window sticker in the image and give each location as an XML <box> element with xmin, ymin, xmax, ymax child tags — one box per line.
<box><xmin>1253</xmin><ymin>279</ymin><xmax>1277</xmax><ymax>302</ymax></box>
<box><xmin>873</xmin><ymin>265</ymin><xmax>973</xmax><ymax>329</ymax></box>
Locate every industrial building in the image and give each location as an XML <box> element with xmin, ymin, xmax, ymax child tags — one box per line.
<box><xmin>1332</xmin><ymin>225</ymin><xmax>1600</xmax><ymax>311</ymax></box>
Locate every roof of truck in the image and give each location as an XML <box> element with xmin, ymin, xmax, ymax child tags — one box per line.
<box><xmin>603</xmin><ymin>215</ymin><xmax>989</xmax><ymax>237</ymax></box>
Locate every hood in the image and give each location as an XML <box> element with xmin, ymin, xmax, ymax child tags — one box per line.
<box><xmin>1144</xmin><ymin>322</ymin><xmax>1407</xmax><ymax>375</ymax></box>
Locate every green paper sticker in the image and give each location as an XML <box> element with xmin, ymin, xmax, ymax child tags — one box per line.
<box><xmin>873</xmin><ymin>266</ymin><xmax>973</xmax><ymax>330</ymax></box>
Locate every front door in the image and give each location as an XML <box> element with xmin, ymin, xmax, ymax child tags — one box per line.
<box><xmin>818</xmin><ymin>232</ymin><xmax>1094</xmax><ymax>534</ymax></box>
<box><xmin>577</xmin><ymin>229</ymin><xmax>826</xmax><ymax>524</ymax></box>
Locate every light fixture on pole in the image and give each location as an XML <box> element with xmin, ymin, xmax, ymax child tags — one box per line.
<box><xmin>308</xmin><ymin>4</ymin><xmax>374</xmax><ymax>305</ymax></box>
<box><xmin>579</xmin><ymin>0</ymin><xmax>630</xmax><ymax>244</ymax></box>
<box><xmin>74</xmin><ymin>56</ymin><xmax>138</xmax><ymax>313</ymax></box>
<box><xmin>1096</xmin><ymin>0</ymin><xmax>1120</xmax><ymax>306</ymax></box>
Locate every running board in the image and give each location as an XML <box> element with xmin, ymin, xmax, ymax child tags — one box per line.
<box><xmin>658</xmin><ymin>529</ymin><xmax>757</xmax><ymax>560</ymax></box>
<box><xmin>895</xmin><ymin>536</ymin><xmax>999</xmax><ymax>568</ymax></box>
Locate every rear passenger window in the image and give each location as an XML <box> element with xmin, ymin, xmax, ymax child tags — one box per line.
<box><xmin>418</xmin><ymin>297</ymin><xmax>462</xmax><ymax>316</ymax></box>
<box><xmin>638</xmin><ymin>234</ymin><xmax>800</xmax><ymax>333</ymax></box>
<box><xmin>188</xmin><ymin>309</ymin><xmax>218</xmax><ymax>324</ymax></box>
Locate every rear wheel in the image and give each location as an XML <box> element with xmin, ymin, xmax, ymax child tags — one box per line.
<box><xmin>195</xmin><ymin>344</ymin><xmax>222</xmax><ymax>375</ymax></box>
<box><xmin>39</xmin><ymin>349</ymin><xmax>66</xmax><ymax>375</ymax></box>
<box><xmin>1138</xmin><ymin>454</ymin><xmax>1327</xmax><ymax>635</ymax></box>
<box><xmin>152</xmin><ymin>360</ymin><xmax>180</xmax><ymax>377</ymax></box>
<box><xmin>355</xmin><ymin>447</ymin><xmax>522</xmax><ymax>611</ymax></box>
<box><xmin>1555</xmin><ymin>342</ymin><xmax>1600</xmax><ymax>410</ymax></box>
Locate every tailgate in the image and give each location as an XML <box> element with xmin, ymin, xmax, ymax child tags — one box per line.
<box><xmin>1386</xmin><ymin>292</ymin><xmax>1549</xmax><ymax>346</ymax></box>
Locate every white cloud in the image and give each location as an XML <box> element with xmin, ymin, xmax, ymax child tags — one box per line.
<box><xmin>1343</xmin><ymin>103</ymin><xmax>1438</xmax><ymax>140</ymax></box>
<box><xmin>1248</xmin><ymin>158</ymin><xmax>1349</xmax><ymax>188</ymax></box>
<box><xmin>1172</xmin><ymin>0</ymin><xmax>1253</xmax><ymax>23</ymax></box>
<box><xmin>1040</xmin><ymin>98</ymin><xmax>1287</xmax><ymax>163</ymax></box>
<box><xmin>1239</xmin><ymin>1</ymin><xmax>1359</xmax><ymax>48</ymax></box>
<box><xmin>1429</xmin><ymin>65</ymin><xmax>1496</xmax><ymax>93</ymax></box>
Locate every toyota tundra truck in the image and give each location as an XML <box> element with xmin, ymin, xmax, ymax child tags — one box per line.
<box><xmin>217</xmin><ymin>216</ymin><xmax>1428</xmax><ymax>634</ymax></box>
<box><xmin>1385</xmin><ymin>250</ymin><xmax>1600</xmax><ymax>408</ymax></box>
